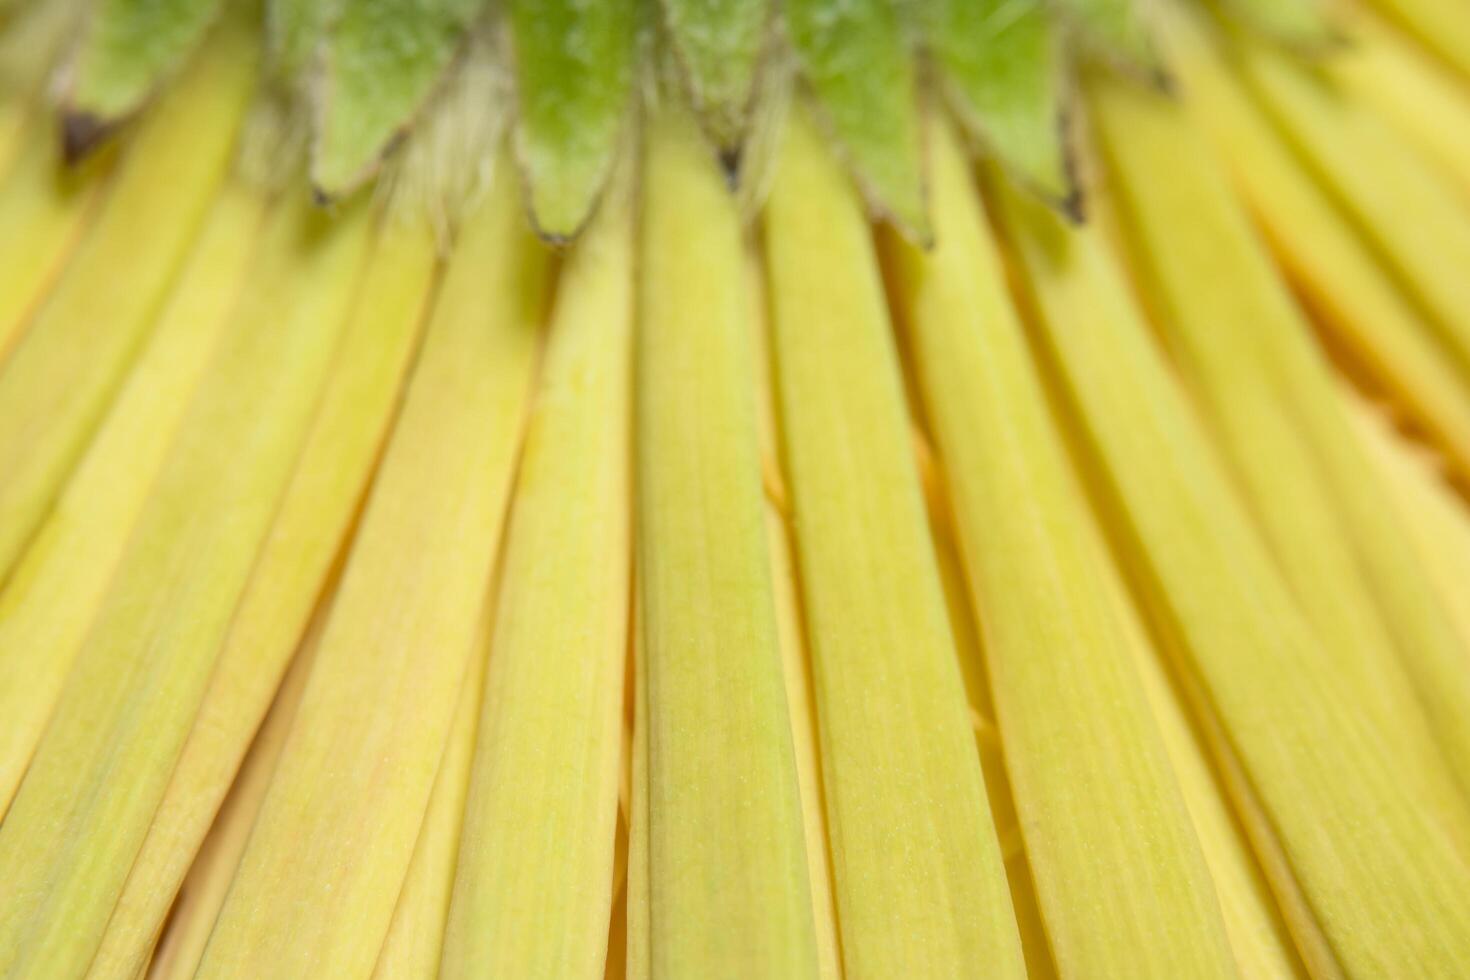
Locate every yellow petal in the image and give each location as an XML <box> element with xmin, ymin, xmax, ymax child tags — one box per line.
<box><xmin>195</xmin><ymin>162</ymin><xmax>549</xmax><ymax>979</ymax></box>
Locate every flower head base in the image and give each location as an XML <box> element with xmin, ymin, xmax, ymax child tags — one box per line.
<box><xmin>36</xmin><ymin>0</ymin><xmax>1334</xmax><ymax>239</ymax></box>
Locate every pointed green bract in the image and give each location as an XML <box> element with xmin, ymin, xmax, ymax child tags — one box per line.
<box><xmin>1054</xmin><ymin>0</ymin><xmax>1162</xmax><ymax>78</ymax></box>
<box><xmin>312</xmin><ymin>0</ymin><xmax>486</xmax><ymax>197</ymax></box>
<box><xmin>68</xmin><ymin>0</ymin><xmax>229</xmax><ymax>126</ymax></box>
<box><xmin>659</xmin><ymin>0</ymin><xmax>770</xmax><ymax>153</ymax></box>
<box><xmin>925</xmin><ymin>0</ymin><xmax>1074</xmax><ymax>210</ymax></box>
<box><xmin>1217</xmin><ymin>0</ymin><xmax>1338</xmax><ymax>47</ymax></box>
<box><xmin>510</xmin><ymin>0</ymin><xmax>634</xmax><ymax>240</ymax></box>
<box><xmin>786</xmin><ymin>0</ymin><xmax>929</xmax><ymax>241</ymax></box>
<box><xmin>267</xmin><ymin>0</ymin><xmax>340</xmax><ymax>81</ymax></box>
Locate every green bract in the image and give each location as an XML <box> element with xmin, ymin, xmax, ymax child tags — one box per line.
<box><xmin>786</xmin><ymin>0</ymin><xmax>929</xmax><ymax>242</ymax></box>
<box><xmin>32</xmin><ymin>0</ymin><xmax>1260</xmax><ymax>238</ymax></box>
<box><xmin>313</xmin><ymin>0</ymin><xmax>487</xmax><ymax>198</ymax></box>
<box><xmin>267</xmin><ymin>0</ymin><xmax>340</xmax><ymax>82</ymax></box>
<box><xmin>68</xmin><ymin>0</ymin><xmax>230</xmax><ymax>143</ymax></box>
<box><xmin>1054</xmin><ymin>0</ymin><xmax>1163</xmax><ymax>79</ymax></box>
<box><xmin>1217</xmin><ymin>0</ymin><xmax>1339</xmax><ymax>47</ymax></box>
<box><xmin>926</xmin><ymin>0</ymin><xmax>1075</xmax><ymax>213</ymax></box>
<box><xmin>510</xmin><ymin>0</ymin><xmax>635</xmax><ymax>240</ymax></box>
<box><xmin>660</xmin><ymin>0</ymin><xmax>771</xmax><ymax>154</ymax></box>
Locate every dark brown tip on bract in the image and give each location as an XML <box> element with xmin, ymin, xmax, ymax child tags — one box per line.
<box><xmin>1152</xmin><ymin>66</ymin><xmax>1179</xmax><ymax>97</ymax></box>
<box><xmin>311</xmin><ymin>185</ymin><xmax>334</xmax><ymax>208</ymax></box>
<box><xmin>61</xmin><ymin>111</ymin><xmax>115</xmax><ymax>165</ymax></box>
<box><xmin>1060</xmin><ymin>186</ymin><xmax>1087</xmax><ymax>225</ymax></box>
<box><xmin>528</xmin><ymin>219</ymin><xmax>574</xmax><ymax>248</ymax></box>
<box><xmin>1055</xmin><ymin>107</ymin><xmax>1086</xmax><ymax>226</ymax></box>
<box><xmin>718</xmin><ymin>144</ymin><xmax>743</xmax><ymax>189</ymax></box>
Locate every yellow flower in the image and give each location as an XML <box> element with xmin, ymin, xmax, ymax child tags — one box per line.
<box><xmin>0</xmin><ymin>0</ymin><xmax>1469</xmax><ymax>976</ymax></box>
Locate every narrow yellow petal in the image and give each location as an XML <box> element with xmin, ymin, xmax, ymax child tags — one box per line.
<box><xmin>1333</xmin><ymin>10</ymin><xmax>1470</xmax><ymax>197</ymax></box>
<box><xmin>929</xmin><ymin>523</ymin><xmax>1059</xmax><ymax>980</ymax></box>
<box><xmin>1000</xmin><ymin>180</ymin><xmax>1470</xmax><ymax>978</ymax></box>
<box><xmin>0</xmin><ymin>178</ymin><xmax>266</xmax><ymax>818</ymax></box>
<box><xmin>1157</xmin><ymin>3</ymin><xmax>1470</xmax><ymax>479</ymax></box>
<box><xmin>886</xmin><ymin>114</ymin><xmax>1233</xmax><ymax>979</ymax></box>
<box><xmin>1351</xmin><ymin>403</ymin><xmax>1470</xmax><ymax>657</ymax></box>
<box><xmin>635</xmin><ymin>109</ymin><xmax>819</xmax><ymax>979</ymax></box>
<box><xmin>748</xmin><ymin>246</ymin><xmax>843</xmax><ymax>980</ymax></box>
<box><xmin>0</xmin><ymin>191</ymin><xmax>363</xmax><ymax>980</ymax></box>
<box><xmin>1118</xmin><ymin>620</ymin><xmax>1307</xmax><ymax>977</ymax></box>
<box><xmin>1089</xmin><ymin>70</ymin><xmax>1470</xmax><ymax>809</ymax></box>
<box><xmin>441</xmin><ymin>170</ymin><xmax>633</xmax><ymax>978</ymax></box>
<box><xmin>195</xmin><ymin>164</ymin><xmax>548</xmax><ymax>979</ymax></box>
<box><xmin>0</xmin><ymin>123</ymin><xmax>114</xmax><ymax>358</ymax></box>
<box><xmin>1237</xmin><ymin>32</ymin><xmax>1470</xmax><ymax>387</ymax></box>
<box><xmin>89</xmin><ymin>211</ymin><xmax>431</xmax><ymax>980</ymax></box>
<box><xmin>0</xmin><ymin>17</ymin><xmax>255</xmax><ymax>577</ymax></box>
<box><xmin>145</xmin><ymin>606</ymin><xmax>330</xmax><ymax>980</ymax></box>
<box><xmin>765</xmin><ymin>110</ymin><xmax>1029</xmax><ymax>978</ymax></box>
<box><xmin>759</xmin><ymin>509</ymin><xmax>844</xmax><ymax>980</ymax></box>
<box><xmin>373</xmin><ymin>607</ymin><xmax>494</xmax><ymax>979</ymax></box>
<box><xmin>1362</xmin><ymin>0</ymin><xmax>1470</xmax><ymax>80</ymax></box>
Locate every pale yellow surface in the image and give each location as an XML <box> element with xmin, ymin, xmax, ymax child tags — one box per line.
<box><xmin>0</xmin><ymin>180</ymin><xmax>266</xmax><ymax>819</ymax></box>
<box><xmin>766</xmin><ymin>114</ymin><xmax>1031</xmax><ymax>979</ymax></box>
<box><xmin>374</xmin><ymin>605</ymin><xmax>494</xmax><ymax>979</ymax></box>
<box><xmin>888</xmin><ymin>116</ymin><xmax>1234</xmax><ymax>980</ymax></box>
<box><xmin>0</xmin><ymin>18</ymin><xmax>255</xmax><ymax>577</ymax></box>
<box><xmin>1159</xmin><ymin>3</ymin><xmax>1470</xmax><ymax>478</ymax></box>
<box><xmin>634</xmin><ymin>109</ymin><xmax>819</xmax><ymax>979</ymax></box>
<box><xmin>1364</xmin><ymin>0</ymin><xmax>1470</xmax><ymax>79</ymax></box>
<box><xmin>1352</xmin><ymin>403</ymin><xmax>1470</xmax><ymax>656</ymax></box>
<box><xmin>1111</xmin><ymin>570</ymin><xmax>1307</xmax><ymax>980</ymax></box>
<box><xmin>89</xmin><ymin>210</ymin><xmax>432</xmax><ymax>980</ymax></box>
<box><xmin>0</xmin><ymin>126</ymin><xmax>113</xmax><ymax>357</ymax></box>
<box><xmin>441</xmin><ymin>182</ymin><xmax>633</xmax><ymax>979</ymax></box>
<box><xmin>748</xmin><ymin>245</ymin><xmax>843</xmax><ymax>980</ymax></box>
<box><xmin>1335</xmin><ymin>11</ymin><xmax>1470</xmax><ymax>197</ymax></box>
<box><xmin>1001</xmin><ymin>181</ymin><xmax>1470</xmax><ymax>978</ymax></box>
<box><xmin>146</xmin><ymin>611</ymin><xmax>329</xmax><ymax>980</ymax></box>
<box><xmin>1090</xmin><ymin>72</ymin><xmax>1470</xmax><ymax>812</ymax></box>
<box><xmin>195</xmin><ymin>167</ymin><xmax>548</xmax><ymax>979</ymax></box>
<box><xmin>0</xmin><ymin>191</ymin><xmax>362</xmax><ymax>980</ymax></box>
<box><xmin>1238</xmin><ymin>31</ymin><xmax>1470</xmax><ymax>389</ymax></box>
<box><xmin>926</xmin><ymin>523</ymin><xmax>1057</xmax><ymax>980</ymax></box>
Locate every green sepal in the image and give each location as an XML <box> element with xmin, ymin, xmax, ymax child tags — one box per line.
<box><xmin>510</xmin><ymin>0</ymin><xmax>635</xmax><ymax>241</ymax></box>
<box><xmin>65</xmin><ymin>0</ymin><xmax>230</xmax><ymax>137</ymax></box>
<box><xmin>1214</xmin><ymin>0</ymin><xmax>1341</xmax><ymax>49</ymax></box>
<box><xmin>786</xmin><ymin>0</ymin><xmax>930</xmax><ymax>243</ymax></box>
<box><xmin>659</xmin><ymin>0</ymin><xmax>771</xmax><ymax>155</ymax></box>
<box><xmin>267</xmin><ymin>0</ymin><xmax>341</xmax><ymax>82</ymax></box>
<box><xmin>927</xmin><ymin>0</ymin><xmax>1077</xmax><ymax>215</ymax></box>
<box><xmin>312</xmin><ymin>0</ymin><xmax>488</xmax><ymax>199</ymax></box>
<box><xmin>1053</xmin><ymin>0</ymin><xmax>1165</xmax><ymax>81</ymax></box>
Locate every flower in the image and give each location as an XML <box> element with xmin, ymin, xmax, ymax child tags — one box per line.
<box><xmin>0</xmin><ymin>0</ymin><xmax>1468</xmax><ymax>976</ymax></box>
